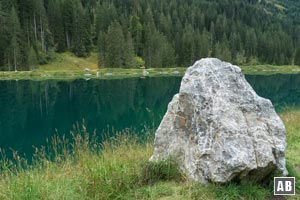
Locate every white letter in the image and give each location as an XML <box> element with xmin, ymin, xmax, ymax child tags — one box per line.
<box><xmin>277</xmin><ymin>181</ymin><xmax>284</xmax><ymax>192</ymax></box>
<box><xmin>285</xmin><ymin>181</ymin><xmax>292</xmax><ymax>191</ymax></box>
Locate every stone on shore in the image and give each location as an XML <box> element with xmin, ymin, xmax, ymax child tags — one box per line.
<box><xmin>150</xmin><ymin>58</ymin><xmax>287</xmax><ymax>183</ymax></box>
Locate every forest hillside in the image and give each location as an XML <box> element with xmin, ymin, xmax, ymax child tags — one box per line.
<box><xmin>0</xmin><ymin>0</ymin><xmax>300</xmax><ymax>70</ymax></box>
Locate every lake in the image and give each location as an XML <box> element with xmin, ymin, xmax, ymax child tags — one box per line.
<box><xmin>1</xmin><ymin>74</ymin><xmax>300</xmax><ymax>159</ymax></box>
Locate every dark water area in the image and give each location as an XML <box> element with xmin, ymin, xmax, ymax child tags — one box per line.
<box><xmin>0</xmin><ymin>74</ymin><xmax>300</xmax><ymax>159</ymax></box>
<box><xmin>245</xmin><ymin>74</ymin><xmax>300</xmax><ymax>110</ymax></box>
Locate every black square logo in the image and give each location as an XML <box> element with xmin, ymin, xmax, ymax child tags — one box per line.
<box><xmin>274</xmin><ymin>177</ymin><xmax>295</xmax><ymax>195</ymax></box>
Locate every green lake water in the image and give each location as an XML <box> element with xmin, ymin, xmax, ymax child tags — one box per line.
<box><xmin>0</xmin><ymin>74</ymin><xmax>300</xmax><ymax>159</ymax></box>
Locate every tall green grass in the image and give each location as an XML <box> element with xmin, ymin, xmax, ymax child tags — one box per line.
<box><xmin>0</xmin><ymin>124</ymin><xmax>184</xmax><ymax>200</ymax></box>
<box><xmin>0</xmin><ymin>110</ymin><xmax>299</xmax><ymax>200</ymax></box>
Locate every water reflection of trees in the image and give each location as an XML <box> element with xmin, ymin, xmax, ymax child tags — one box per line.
<box><xmin>1</xmin><ymin>74</ymin><xmax>299</xmax><ymax>159</ymax></box>
<box><xmin>0</xmin><ymin>77</ymin><xmax>181</xmax><ymax>158</ymax></box>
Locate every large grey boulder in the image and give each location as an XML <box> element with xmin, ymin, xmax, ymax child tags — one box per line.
<box><xmin>150</xmin><ymin>58</ymin><xmax>287</xmax><ymax>183</ymax></box>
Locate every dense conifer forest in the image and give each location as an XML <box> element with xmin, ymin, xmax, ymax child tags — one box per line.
<box><xmin>0</xmin><ymin>0</ymin><xmax>300</xmax><ymax>70</ymax></box>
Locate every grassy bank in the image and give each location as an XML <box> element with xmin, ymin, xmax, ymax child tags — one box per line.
<box><xmin>1</xmin><ymin>52</ymin><xmax>300</xmax><ymax>80</ymax></box>
<box><xmin>241</xmin><ymin>64</ymin><xmax>300</xmax><ymax>75</ymax></box>
<box><xmin>0</xmin><ymin>67</ymin><xmax>186</xmax><ymax>81</ymax></box>
<box><xmin>0</xmin><ymin>52</ymin><xmax>185</xmax><ymax>81</ymax></box>
<box><xmin>0</xmin><ymin>110</ymin><xmax>299</xmax><ymax>199</ymax></box>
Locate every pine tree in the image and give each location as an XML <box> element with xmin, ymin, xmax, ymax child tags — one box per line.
<box><xmin>123</xmin><ymin>31</ymin><xmax>135</xmax><ymax>68</ymax></box>
<box><xmin>7</xmin><ymin>6</ymin><xmax>22</xmax><ymax>71</ymax></box>
<box><xmin>161</xmin><ymin>36</ymin><xmax>175</xmax><ymax>67</ymax></box>
<box><xmin>28</xmin><ymin>46</ymin><xmax>38</xmax><ymax>70</ymax></box>
<box><xmin>129</xmin><ymin>15</ymin><xmax>143</xmax><ymax>56</ymax></box>
<box><xmin>209</xmin><ymin>22</ymin><xmax>215</xmax><ymax>56</ymax></box>
<box><xmin>48</xmin><ymin>0</ymin><xmax>65</xmax><ymax>52</ymax></box>
<box><xmin>174</xmin><ymin>19</ymin><xmax>183</xmax><ymax>65</ymax></box>
<box><xmin>194</xmin><ymin>30</ymin><xmax>210</xmax><ymax>60</ymax></box>
<box><xmin>214</xmin><ymin>41</ymin><xmax>232</xmax><ymax>62</ymax></box>
<box><xmin>149</xmin><ymin>31</ymin><xmax>163</xmax><ymax>68</ymax></box>
<box><xmin>105</xmin><ymin>21</ymin><xmax>126</xmax><ymax>68</ymax></box>
<box><xmin>245</xmin><ymin>29</ymin><xmax>257</xmax><ymax>62</ymax></box>
<box><xmin>62</xmin><ymin>0</ymin><xmax>73</xmax><ymax>49</ymax></box>
<box><xmin>0</xmin><ymin>4</ymin><xmax>7</xmax><ymax>69</ymax></box>
<box><xmin>229</xmin><ymin>32</ymin><xmax>241</xmax><ymax>61</ymax></box>
<box><xmin>95</xmin><ymin>2</ymin><xmax>117</xmax><ymax>37</ymax></box>
<box><xmin>0</xmin><ymin>3</ymin><xmax>6</xmax><ymax>19</ymax></box>
<box><xmin>29</xmin><ymin>0</ymin><xmax>50</xmax><ymax>53</ymax></box>
<box><xmin>182</xmin><ymin>25</ymin><xmax>195</xmax><ymax>66</ymax></box>
<box><xmin>72</xmin><ymin>1</ymin><xmax>92</xmax><ymax>57</ymax></box>
<box><xmin>200</xmin><ymin>30</ymin><xmax>210</xmax><ymax>58</ymax></box>
<box><xmin>97</xmin><ymin>31</ymin><xmax>106</xmax><ymax>67</ymax></box>
<box><xmin>295</xmin><ymin>47</ymin><xmax>300</xmax><ymax>66</ymax></box>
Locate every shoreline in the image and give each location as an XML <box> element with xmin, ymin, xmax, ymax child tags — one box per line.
<box><xmin>0</xmin><ymin>67</ymin><xmax>186</xmax><ymax>81</ymax></box>
<box><xmin>1</xmin><ymin>65</ymin><xmax>300</xmax><ymax>81</ymax></box>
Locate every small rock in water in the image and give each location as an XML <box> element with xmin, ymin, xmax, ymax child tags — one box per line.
<box><xmin>150</xmin><ymin>58</ymin><xmax>287</xmax><ymax>184</ymax></box>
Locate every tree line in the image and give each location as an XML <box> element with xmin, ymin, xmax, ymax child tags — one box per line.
<box><xmin>0</xmin><ymin>0</ymin><xmax>300</xmax><ymax>70</ymax></box>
